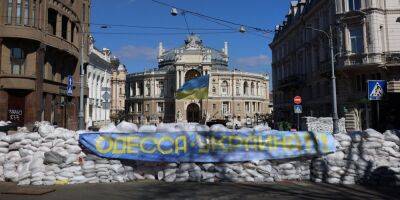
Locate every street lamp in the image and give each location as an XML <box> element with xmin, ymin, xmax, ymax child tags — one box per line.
<box><xmin>306</xmin><ymin>26</ymin><xmax>339</xmax><ymax>134</ymax></box>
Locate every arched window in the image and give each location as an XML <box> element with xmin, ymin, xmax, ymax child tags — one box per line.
<box><xmin>158</xmin><ymin>81</ymin><xmax>164</xmax><ymax>97</ymax></box>
<box><xmin>146</xmin><ymin>82</ymin><xmax>151</xmax><ymax>96</ymax></box>
<box><xmin>251</xmin><ymin>82</ymin><xmax>255</xmax><ymax>95</ymax></box>
<box><xmin>221</xmin><ymin>81</ymin><xmax>228</xmax><ymax>95</ymax></box>
<box><xmin>243</xmin><ymin>81</ymin><xmax>249</xmax><ymax>95</ymax></box>
<box><xmin>10</xmin><ymin>48</ymin><xmax>25</xmax><ymax>75</ymax></box>
<box><xmin>185</xmin><ymin>69</ymin><xmax>201</xmax><ymax>82</ymax></box>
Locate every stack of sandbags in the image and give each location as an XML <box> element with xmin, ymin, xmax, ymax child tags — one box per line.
<box><xmin>312</xmin><ymin>129</ymin><xmax>400</xmax><ymax>185</ymax></box>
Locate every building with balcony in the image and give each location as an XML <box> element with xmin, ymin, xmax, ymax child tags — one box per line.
<box><xmin>0</xmin><ymin>0</ymin><xmax>90</xmax><ymax>129</ymax></box>
<box><xmin>126</xmin><ymin>35</ymin><xmax>270</xmax><ymax>125</ymax></box>
<box><xmin>85</xmin><ymin>37</ymin><xmax>112</xmax><ymax>129</ymax></box>
<box><xmin>270</xmin><ymin>0</ymin><xmax>400</xmax><ymax>131</ymax></box>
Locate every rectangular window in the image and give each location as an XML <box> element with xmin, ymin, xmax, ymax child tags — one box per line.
<box><xmin>61</xmin><ymin>15</ymin><xmax>68</xmax><ymax>39</ymax></box>
<box><xmin>32</xmin><ymin>0</ymin><xmax>36</xmax><ymax>26</ymax></box>
<box><xmin>7</xmin><ymin>0</ymin><xmax>13</xmax><ymax>24</ymax></box>
<box><xmin>71</xmin><ymin>22</ymin><xmax>75</xmax><ymax>43</ymax></box>
<box><xmin>17</xmin><ymin>0</ymin><xmax>22</xmax><ymax>24</ymax></box>
<box><xmin>348</xmin><ymin>0</ymin><xmax>361</xmax><ymax>11</ymax></box>
<box><xmin>157</xmin><ymin>102</ymin><xmax>164</xmax><ymax>113</ymax></box>
<box><xmin>245</xmin><ymin>102</ymin><xmax>250</xmax><ymax>112</ymax></box>
<box><xmin>138</xmin><ymin>103</ymin><xmax>142</xmax><ymax>112</ymax></box>
<box><xmin>236</xmin><ymin>86</ymin><xmax>240</xmax><ymax>96</ymax></box>
<box><xmin>145</xmin><ymin>104</ymin><xmax>149</xmax><ymax>112</ymax></box>
<box><xmin>222</xmin><ymin>102</ymin><xmax>229</xmax><ymax>114</ymax></box>
<box><xmin>24</xmin><ymin>0</ymin><xmax>30</xmax><ymax>25</ymax></box>
<box><xmin>349</xmin><ymin>27</ymin><xmax>364</xmax><ymax>54</ymax></box>
<box><xmin>212</xmin><ymin>104</ymin><xmax>216</xmax><ymax>110</ymax></box>
<box><xmin>11</xmin><ymin>48</ymin><xmax>25</xmax><ymax>75</ymax></box>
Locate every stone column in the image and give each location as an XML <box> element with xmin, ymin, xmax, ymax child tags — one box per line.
<box><xmin>56</xmin><ymin>13</ymin><xmax>62</xmax><ymax>37</ymax></box>
<box><xmin>180</xmin><ymin>70</ymin><xmax>185</xmax><ymax>87</ymax></box>
<box><xmin>67</xmin><ymin>20</ymin><xmax>72</xmax><ymax>42</ymax></box>
<box><xmin>176</xmin><ymin>70</ymin><xmax>180</xmax><ymax>89</ymax></box>
<box><xmin>26</xmin><ymin>43</ymin><xmax>46</xmax><ymax>125</ymax></box>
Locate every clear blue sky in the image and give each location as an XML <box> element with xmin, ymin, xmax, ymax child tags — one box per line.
<box><xmin>91</xmin><ymin>0</ymin><xmax>291</xmax><ymax>74</ymax></box>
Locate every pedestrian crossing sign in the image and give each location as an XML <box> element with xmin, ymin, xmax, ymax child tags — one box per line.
<box><xmin>368</xmin><ymin>80</ymin><xmax>387</xmax><ymax>101</ymax></box>
<box><xmin>294</xmin><ymin>105</ymin><xmax>302</xmax><ymax>114</ymax></box>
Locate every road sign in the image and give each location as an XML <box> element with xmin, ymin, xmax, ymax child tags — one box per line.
<box><xmin>67</xmin><ymin>76</ymin><xmax>73</xmax><ymax>96</ymax></box>
<box><xmin>294</xmin><ymin>105</ymin><xmax>303</xmax><ymax>114</ymax></box>
<box><xmin>101</xmin><ymin>87</ymin><xmax>111</xmax><ymax>92</ymax></box>
<box><xmin>102</xmin><ymin>91</ymin><xmax>111</xmax><ymax>101</ymax></box>
<box><xmin>294</xmin><ymin>96</ymin><xmax>302</xmax><ymax>105</ymax></box>
<box><xmin>102</xmin><ymin>102</ymin><xmax>111</xmax><ymax>109</ymax></box>
<box><xmin>368</xmin><ymin>80</ymin><xmax>387</xmax><ymax>101</ymax></box>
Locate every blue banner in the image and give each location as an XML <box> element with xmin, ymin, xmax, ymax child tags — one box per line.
<box><xmin>79</xmin><ymin>131</ymin><xmax>336</xmax><ymax>163</ymax></box>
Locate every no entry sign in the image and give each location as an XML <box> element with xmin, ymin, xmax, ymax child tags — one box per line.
<box><xmin>294</xmin><ymin>96</ymin><xmax>302</xmax><ymax>105</ymax></box>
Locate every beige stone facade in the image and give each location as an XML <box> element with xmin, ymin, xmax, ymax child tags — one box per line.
<box><xmin>0</xmin><ymin>0</ymin><xmax>90</xmax><ymax>129</ymax></box>
<box><xmin>270</xmin><ymin>0</ymin><xmax>400</xmax><ymax>131</ymax></box>
<box><xmin>126</xmin><ymin>35</ymin><xmax>270</xmax><ymax>125</ymax></box>
<box><xmin>111</xmin><ymin>63</ymin><xmax>126</xmax><ymax>116</ymax></box>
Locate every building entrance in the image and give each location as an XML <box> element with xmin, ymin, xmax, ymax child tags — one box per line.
<box><xmin>187</xmin><ymin>103</ymin><xmax>200</xmax><ymax>123</ymax></box>
<box><xmin>7</xmin><ymin>91</ymin><xmax>26</xmax><ymax>126</ymax></box>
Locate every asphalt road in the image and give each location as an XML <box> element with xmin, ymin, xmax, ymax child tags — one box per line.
<box><xmin>0</xmin><ymin>181</ymin><xmax>399</xmax><ymax>200</ymax></box>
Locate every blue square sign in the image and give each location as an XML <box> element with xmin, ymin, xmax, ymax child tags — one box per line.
<box><xmin>294</xmin><ymin>105</ymin><xmax>302</xmax><ymax>114</ymax></box>
<box><xmin>368</xmin><ymin>80</ymin><xmax>387</xmax><ymax>101</ymax></box>
<box><xmin>67</xmin><ymin>76</ymin><xmax>73</xmax><ymax>96</ymax></box>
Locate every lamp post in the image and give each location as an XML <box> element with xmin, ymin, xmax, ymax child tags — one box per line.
<box><xmin>306</xmin><ymin>26</ymin><xmax>339</xmax><ymax>134</ymax></box>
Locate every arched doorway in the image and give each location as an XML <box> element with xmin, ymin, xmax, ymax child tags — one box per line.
<box><xmin>187</xmin><ymin>103</ymin><xmax>200</xmax><ymax>123</ymax></box>
<box><xmin>185</xmin><ymin>69</ymin><xmax>201</xmax><ymax>82</ymax></box>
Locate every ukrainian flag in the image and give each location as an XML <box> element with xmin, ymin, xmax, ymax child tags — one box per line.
<box><xmin>177</xmin><ymin>75</ymin><xmax>209</xmax><ymax>100</ymax></box>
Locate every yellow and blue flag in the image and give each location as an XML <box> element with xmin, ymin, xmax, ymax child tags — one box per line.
<box><xmin>177</xmin><ymin>75</ymin><xmax>209</xmax><ymax>100</ymax></box>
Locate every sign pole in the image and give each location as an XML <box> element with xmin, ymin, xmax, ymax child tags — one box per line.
<box><xmin>297</xmin><ymin>113</ymin><xmax>300</xmax><ymax>131</ymax></box>
<box><xmin>377</xmin><ymin>101</ymin><xmax>380</xmax><ymax>126</ymax></box>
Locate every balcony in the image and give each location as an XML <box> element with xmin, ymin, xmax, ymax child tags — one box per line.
<box><xmin>388</xmin><ymin>81</ymin><xmax>400</xmax><ymax>93</ymax></box>
<box><xmin>383</xmin><ymin>51</ymin><xmax>400</xmax><ymax>65</ymax></box>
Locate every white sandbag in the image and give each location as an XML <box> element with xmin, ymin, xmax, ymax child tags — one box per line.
<box><xmin>100</xmin><ymin>123</ymin><xmax>120</xmax><ymax>132</ymax></box>
<box><xmin>138</xmin><ymin>125</ymin><xmax>157</xmax><ymax>133</ymax></box>
<box><xmin>0</xmin><ymin>133</ymin><xmax>10</xmax><ymax>143</ymax></box>
<box><xmin>253</xmin><ymin>124</ymin><xmax>270</xmax><ymax>132</ymax></box>
<box><xmin>18</xmin><ymin>179</ymin><xmax>31</xmax><ymax>186</ymax></box>
<box><xmin>210</xmin><ymin>124</ymin><xmax>229</xmax><ymax>132</ymax></box>
<box><xmin>0</xmin><ymin>147</ymin><xmax>9</xmax><ymax>154</ymax></box>
<box><xmin>26</xmin><ymin>132</ymin><xmax>41</xmax><ymax>141</ymax></box>
<box><xmin>65</xmin><ymin>154</ymin><xmax>78</xmax><ymax>164</ymax></box>
<box><xmin>38</xmin><ymin>124</ymin><xmax>55</xmax><ymax>137</ymax></box>
<box><xmin>65</xmin><ymin>138</ymin><xmax>78</xmax><ymax>145</ymax></box>
<box><xmin>157</xmin><ymin>123</ymin><xmax>180</xmax><ymax>132</ymax></box>
<box><xmin>66</xmin><ymin>145</ymin><xmax>81</xmax><ymax>154</ymax></box>
<box><xmin>176</xmin><ymin>123</ymin><xmax>198</xmax><ymax>132</ymax></box>
<box><xmin>196</xmin><ymin>125</ymin><xmax>210</xmax><ymax>132</ymax></box>
<box><xmin>9</xmin><ymin>133</ymin><xmax>25</xmax><ymax>143</ymax></box>
<box><xmin>117</xmin><ymin>121</ymin><xmax>138</xmax><ymax>133</ymax></box>
<box><xmin>0</xmin><ymin>141</ymin><xmax>8</xmax><ymax>147</ymax></box>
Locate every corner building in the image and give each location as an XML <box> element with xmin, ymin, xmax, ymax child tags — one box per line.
<box><xmin>126</xmin><ymin>35</ymin><xmax>270</xmax><ymax>125</ymax></box>
<box><xmin>270</xmin><ymin>0</ymin><xmax>400</xmax><ymax>131</ymax></box>
<box><xmin>0</xmin><ymin>0</ymin><xmax>90</xmax><ymax>129</ymax></box>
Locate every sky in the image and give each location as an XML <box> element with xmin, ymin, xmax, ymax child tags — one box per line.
<box><xmin>90</xmin><ymin>0</ymin><xmax>291</xmax><ymax>75</ymax></box>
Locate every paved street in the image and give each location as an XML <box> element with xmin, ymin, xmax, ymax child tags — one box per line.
<box><xmin>0</xmin><ymin>181</ymin><xmax>399</xmax><ymax>200</ymax></box>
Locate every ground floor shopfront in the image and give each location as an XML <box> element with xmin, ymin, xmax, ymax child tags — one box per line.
<box><xmin>0</xmin><ymin>89</ymin><xmax>80</xmax><ymax>129</ymax></box>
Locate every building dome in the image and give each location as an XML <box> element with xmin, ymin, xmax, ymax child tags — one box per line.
<box><xmin>158</xmin><ymin>34</ymin><xmax>229</xmax><ymax>70</ymax></box>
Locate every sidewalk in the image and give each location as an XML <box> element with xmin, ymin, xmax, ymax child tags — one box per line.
<box><xmin>0</xmin><ymin>181</ymin><xmax>398</xmax><ymax>200</ymax></box>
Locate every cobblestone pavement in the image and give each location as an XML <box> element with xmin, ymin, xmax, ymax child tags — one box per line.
<box><xmin>0</xmin><ymin>181</ymin><xmax>399</xmax><ymax>200</ymax></box>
